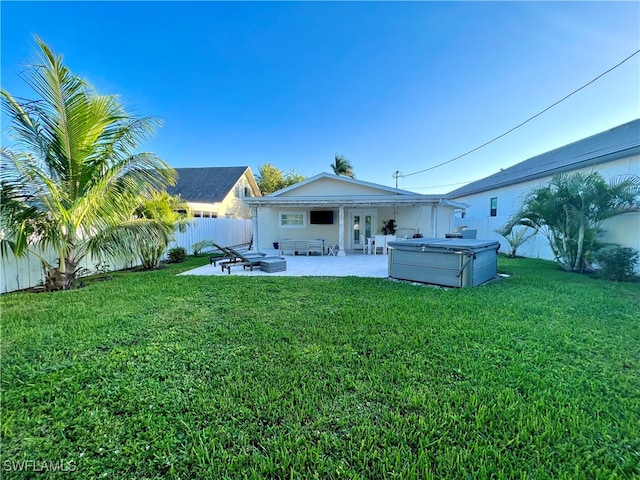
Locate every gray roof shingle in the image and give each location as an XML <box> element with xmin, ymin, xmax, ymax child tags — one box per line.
<box><xmin>166</xmin><ymin>167</ymin><xmax>250</xmax><ymax>203</ymax></box>
<box><xmin>448</xmin><ymin>119</ymin><xmax>640</xmax><ymax>198</ymax></box>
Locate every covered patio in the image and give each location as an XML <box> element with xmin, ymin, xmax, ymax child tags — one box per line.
<box><xmin>243</xmin><ymin>173</ymin><xmax>467</xmax><ymax>255</ymax></box>
<box><xmin>179</xmin><ymin>249</ymin><xmax>390</xmax><ymax>278</ymax></box>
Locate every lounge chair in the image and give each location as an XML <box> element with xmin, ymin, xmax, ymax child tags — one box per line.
<box><xmin>210</xmin><ymin>243</ymin><xmax>265</xmax><ymax>266</ymax></box>
<box><xmin>220</xmin><ymin>246</ymin><xmax>283</xmax><ymax>274</ymax></box>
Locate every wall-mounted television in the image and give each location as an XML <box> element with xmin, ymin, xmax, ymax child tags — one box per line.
<box><xmin>310</xmin><ymin>210</ymin><xmax>334</xmax><ymax>225</ymax></box>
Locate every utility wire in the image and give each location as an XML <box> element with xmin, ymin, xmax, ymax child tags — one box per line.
<box><xmin>401</xmin><ymin>49</ymin><xmax>640</xmax><ymax>179</ymax></box>
<box><xmin>405</xmin><ymin>179</ymin><xmax>476</xmax><ymax>190</ymax></box>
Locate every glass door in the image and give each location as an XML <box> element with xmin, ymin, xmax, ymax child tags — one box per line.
<box><xmin>350</xmin><ymin>211</ymin><xmax>375</xmax><ymax>251</ymax></box>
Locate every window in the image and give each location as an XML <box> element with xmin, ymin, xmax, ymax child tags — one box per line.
<box><xmin>279</xmin><ymin>212</ymin><xmax>306</xmax><ymax>227</ymax></box>
<box><xmin>490</xmin><ymin>197</ymin><xmax>498</xmax><ymax>217</ymax></box>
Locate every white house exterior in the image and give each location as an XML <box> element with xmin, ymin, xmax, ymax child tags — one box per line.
<box><xmin>244</xmin><ymin>173</ymin><xmax>466</xmax><ymax>255</ymax></box>
<box><xmin>448</xmin><ymin>120</ymin><xmax>640</xmax><ymax>259</ymax></box>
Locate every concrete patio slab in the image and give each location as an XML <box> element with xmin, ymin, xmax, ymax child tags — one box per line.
<box><xmin>179</xmin><ymin>250</ymin><xmax>390</xmax><ymax>278</ymax></box>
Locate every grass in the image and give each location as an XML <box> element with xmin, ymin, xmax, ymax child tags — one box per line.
<box><xmin>1</xmin><ymin>256</ymin><xmax>639</xmax><ymax>479</ymax></box>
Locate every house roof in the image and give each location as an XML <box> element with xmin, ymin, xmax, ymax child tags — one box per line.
<box><xmin>448</xmin><ymin>119</ymin><xmax>640</xmax><ymax>198</ymax></box>
<box><xmin>244</xmin><ymin>172</ymin><xmax>466</xmax><ymax>208</ymax></box>
<box><xmin>269</xmin><ymin>172</ymin><xmax>418</xmax><ymax>196</ymax></box>
<box><xmin>166</xmin><ymin>166</ymin><xmax>259</xmax><ymax>203</ymax></box>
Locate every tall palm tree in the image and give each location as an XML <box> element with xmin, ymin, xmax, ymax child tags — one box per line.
<box><xmin>1</xmin><ymin>39</ymin><xmax>176</xmax><ymax>290</ymax></box>
<box><xmin>331</xmin><ymin>153</ymin><xmax>355</xmax><ymax>178</ymax></box>
<box><xmin>509</xmin><ymin>172</ymin><xmax>640</xmax><ymax>272</ymax></box>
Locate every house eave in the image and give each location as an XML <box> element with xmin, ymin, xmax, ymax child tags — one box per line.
<box><xmin>449</xmin><ymin>145</ymin><xmax>640</xmax><ymax>199</ymax></box>
<box><xmin>244</xmin><ymin>195</ymin><xmax>459</xmax><ymax>208</ymax></box>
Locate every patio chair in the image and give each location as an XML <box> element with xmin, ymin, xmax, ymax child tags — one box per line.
<box><xmin>220</xmin><ymin>246</ymin><xmax>283</xmax><ymax>274</ymax></box>
<box><xmin>362</xmin><ymin>238</ymin><xmax>373</xmax><ymax>255</ymax></box>
<box><xmin>372</xmin><ymin>235</ymin><xmax>386</xmax><ymax>255</ymax></box>
<box><xmin>210</xmin><ymin>243</ymin><xmax>265</xmax><ymax>266</ymax></box>
<box><xmin>279</xmin><ymin>239</ymin><xmax>295</xmax><ymax>256</ymax></box>
<box><xmin>307</xmin><ymin>239</ymin><xmax>324</xmax><ymax>256</ymax></box>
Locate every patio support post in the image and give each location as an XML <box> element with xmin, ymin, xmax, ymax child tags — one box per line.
<box><xmin>251</xmin><ymin>206</ymin><xmax>259</xmax><ymax>252</ymax></box>
<box><xmin>338</xmin><ymin>206</ymin><xmax>346</xmax><ymax>256</ymax></box>
<box><xmin>431</xmin><ymin>205</ymin><xmax>437</xmax><ymax>238</ymax></box>
<box><xmin>433</xmin><ymin>204</ymin><xmax>439</xmax><ymax>237</ymax></box>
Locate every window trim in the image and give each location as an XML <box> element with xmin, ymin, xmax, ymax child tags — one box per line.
<box><xmin>279</xmin><ymin>211</ymin><xmax>307</xmax><ymax>228</ymax></box>
<box><xmin>490</xmin><ymin>197</ymin><xmax>498</xmax><ymax>217</ymax></box>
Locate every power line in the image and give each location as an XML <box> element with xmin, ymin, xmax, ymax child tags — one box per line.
<box><xmin>404</xmin><ymin>179</ymin><xmax>476</xmax><ymax>190</ymax></box>
<box><xmin>401</xmin><ymin>49</ymin><xmax>640</xmax><ymax>179</ymax></box>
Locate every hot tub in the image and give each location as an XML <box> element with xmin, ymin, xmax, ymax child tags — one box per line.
<box><xmin>387</xmin><ymin>238</ymin><xmax>499</xmax><ymax>287</ymax></box>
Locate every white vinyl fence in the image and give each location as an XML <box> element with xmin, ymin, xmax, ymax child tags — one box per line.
<box><xmin>453</xmin><ymin>213</ymin><xmax>640</xmax><ymax>262</ymax></box>
<box><xmin>0</xmin><ymin>218</ymin><xmax>252</xmax><ymax>293</ymax></box>
<box><xmin>0</xmin><ymin>249</ymin><xmax>135</xmax><ymax>294</ymax></box>
<box><xmin>169</xmin><ymin>217</ymin><xmax>252</xmax><ymax>255</ymax></box>
<box><xmin>454</xmin><ymin>216</ymin><xmax>554</xmax><ymax>259</ymax></box>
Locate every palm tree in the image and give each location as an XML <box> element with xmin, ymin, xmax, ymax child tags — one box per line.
<box><xmin>133</xmin><ymin>191</ymin><xmax>191</xmax><ymax>269</ymax></box>
<box><xmin>1</xmin><ymin>39</ymin><xmax>176</xmax><ymax>290</ymax></box>
<box><xmin>494</xmin><ymin>223</ymin><xmax>536</xmax><ymax>258</ymax></box>
<box><xmin>509</xmin><ymin>172</ymin><xmax>640</xmax><ymax>272</ymax></box>
<box><xmin>331</xmin><ymin>153</ymin><xmax>355</xmax><ymax>178</ymax></box>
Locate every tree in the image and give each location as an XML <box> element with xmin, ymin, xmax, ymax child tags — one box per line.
<box><xmin>283</xmin><ymin>169</ymin><xmax>306</xmax><ymax>188</ymax></box>
<box><xmin>494</xmin><ymin>223</ymin><xmax>535</xmax><ymax>258</ymax></box>
<box><xmin>133</xmin><ymin>191</ymin><xmax>191</xmax><ymax>269</ymax></box>
<box><xmin>331</xmin><ymin>153</ymin><xmax>355</xmax><ymax>178</ymax></box>
<box><xmin>0</xmin><ymin>39</ymin><xmax>176</xmax><ymax>290</ymax></box>
<box><xmin>256</xmin><ymin>163</ymin><xmax>305</xmax><ymax>194</ymax></box>
<box><xmin>508</xmin><ymin>172</ymin><xmax>640</xmax><ymax>272</ymax></box>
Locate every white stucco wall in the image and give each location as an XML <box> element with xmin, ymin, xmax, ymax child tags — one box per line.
<box><xmin>452</xmin><ymin>155</ymin><xmax>640</xmax><ymax>259</ymax></box>
<box><xmin>253</xmin><ymin>204</ymin><xmax>459</xmax><ymax>252</ymax></box>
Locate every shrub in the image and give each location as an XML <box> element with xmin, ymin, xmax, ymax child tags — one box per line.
<box><xmin>494</xmin><ymin>224</ymin><xmax>535</xmax><ymax>257</ymax></box>
<box><xmin>382</xmin><ymin>219</ymin><xmax>397</xmax><ymax>235</ymax></box>
<box><xmin>167</xmin><ymin>246</ymin><xmax>187</xmax><ymax>263</ymax></box>
<box><xmin>191</xmin><ymin>239</ymin><xmax>216</xmax><ymax>256</ymax></box>
<box><xmin>594</xmin><ymin>246</ymin><xmax>639</xmax><ymax>281</ymax></box>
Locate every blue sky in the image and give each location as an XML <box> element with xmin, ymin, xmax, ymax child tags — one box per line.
<box><xmin>2</xmin><ymin>1</ymin><xmax>639</xmax><ymax>193</ymax></box>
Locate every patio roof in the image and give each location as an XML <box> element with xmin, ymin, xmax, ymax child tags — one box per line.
<box><xmin>244</xmin><ymin>196</ymin><xmax>467</xmax><ymax>209</ymax></box>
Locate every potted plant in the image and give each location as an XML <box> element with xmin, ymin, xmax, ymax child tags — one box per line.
<box><xmin>381</xmin><ymin>219</ymin><xmax>397</xmax><ymax>236</ymax></box>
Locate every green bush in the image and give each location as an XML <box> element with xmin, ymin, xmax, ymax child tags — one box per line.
<box><xmin>594</xmin><ymin>246</ymin><xmax>639</xmax><ymax>281</ymax></box>
<box><xmin>167</xmin><ymin>246</ymin><xmax>187</xmax><ymax>263</ymax></box>
<box><xmin>191</xmin><ymin>239</ymin><xmax>216</xmax><ymax>256</ymax></box>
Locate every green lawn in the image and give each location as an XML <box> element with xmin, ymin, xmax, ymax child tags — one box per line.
<box><xmin>2</xmin><ymin>257</ymin><xmax>639</xmax><ymax>479</ymax></box>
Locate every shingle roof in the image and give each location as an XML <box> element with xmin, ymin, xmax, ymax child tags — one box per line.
<box><xmin>166</xmin><ymin>167</ymin><xmax>250</xmax><ymax>203</ymax></box>
<box><xmin>448</xmin><ymin>119</ymin><xmax>640</xmax><ymax>198</ymax></box>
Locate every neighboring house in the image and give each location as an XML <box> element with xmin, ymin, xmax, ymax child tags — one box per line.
<box><xmin>244</xmin><ymin>172</ymin><xmax>466</xmax><ymax>255</ymax></box>
<box><xmin>448</xmin><ymin>119</ymin><xmax>640</xmax><ymax>259</ymax></box>
<box><xmin>166</xmin><ymin>166</ymin><xmax>261</xmax><ymax>219</ymax></box>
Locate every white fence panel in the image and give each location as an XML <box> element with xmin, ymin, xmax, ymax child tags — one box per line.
<box><xmin>0</xmin><ymin>248</ymin><xmax>135</xmax><ymax>294</ymax></box>
<box><xmin>453</xmin><ymin>216</ymin><xmax>554</xmax><ymax>259</ymax></box>
<box><xmin>1</xmin><ymin>218</ymin><xmax>253</xmax><ymax>293</ymax></box>
<box><xmin>170</xmin><ymin>218</ymin><xmax>252</xmax><ymax>254</ymax></box>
